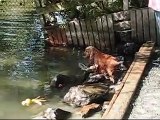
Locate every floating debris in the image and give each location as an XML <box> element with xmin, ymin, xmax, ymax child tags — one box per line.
<box><xmin>21</xmin><ymin>96</ymin><xmax>46</xmax><ymax>106</ymax></box>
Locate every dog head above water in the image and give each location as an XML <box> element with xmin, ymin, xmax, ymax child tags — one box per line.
<box><xmin>50</xmin><ymin>74</ymin><xmax>70</xmax><ymax>88</ymax></box>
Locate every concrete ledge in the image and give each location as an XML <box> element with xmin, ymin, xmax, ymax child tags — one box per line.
<box><xmin>102</xmin><ymin>41</ymin><xmax>155</xmax><ymax>119</ymax></box>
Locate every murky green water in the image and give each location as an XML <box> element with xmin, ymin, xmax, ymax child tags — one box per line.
<box><xmin>0</xmin><ymin>0</ymin><xmax>86</xmax><ymax>119</ymax></box>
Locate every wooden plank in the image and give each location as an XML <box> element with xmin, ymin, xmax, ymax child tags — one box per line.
<box><xmin>66</xmin><ymin>23</ymin><xmax>74</xmax><ymax>46</ymax></box>
<box><xmin>142</xmin><ymin>8</ymin><xmax>150</xmax><ymax>43</ymax></box>
<box><xmin>98</xmin><ymin>16</ymin><xmax>107</xmax><ymax>50</ymax></box>
<box><xmin>84</xmin><ymin>20</ymin><xmax>94</xmax><ymax>46</ymax></box>
<box><xmin>136</xmin><ymin>9</ymin><xmax>143</xmax><ymax>43</ymax></box>
<box><xmin>149</xmin><ymin>8</ymin><xmax>157</xmax><ymax>44</ymax></box>
<box><xmin>95</xmin><ymin>19</ymin><xmax>102</xmax><ymax>50</ymax></box>
<box><xmin>73</xmin><ymin>19</ymin><xmax>86</xmax><ymax>47</ymax></box>
<box><xmin>101</xmin><ymin>15</ymin><xmax>110</xmax><ymax>50</ymax></box>
<box><xmin>59</xmin><ymin>27</ymin><xmax>64</xmax><ymax>44</ymax></box>
<box><xmin>107</xmin><ymin>14</ymin><xmax>115</xmax><ymax>51</ymax></box>
<box><xmin>90</xmin><ymin>19</ymin><xmax>101</xmax><ymax>49</ymax></box>
<box><xmin>68</xmin><ymin>21</ymin><xmax>78</xmax><ymax>46</ymax></box>
<box><xmin>55</xmin><ymin>27</ymin><xmax>62</xmax><ymax>45</ymax></box>
<box><xmin>79</xmin><ymin>20</ymin><xmax>87</xmax><ymax>47</ymax></box>
<box><xmin>83</xmin><ymin>20</ymin><xmax>90</xmax><ymax>46</ymax></box>
<box><xmin>82</xmin><ymin>20</ymin><xmax>96</xmax><ymax>47</ymax></box>
<box><xmin>130</xmin><ymin>9</ymin><xmax>137</xmax><ymax>40</ymax></box>
<box><xmin>102</xmin><ymin>41</ymin><xmax>155</xmax><ymax>119</ymax></box>
<box><xmin>123</xmin><ymin>0</ymin><xmax>129</xmax><ymax>10</ymax></box>
<box><xmin>73</xmin><ymin>22</ymin><xmax>80</xmax><ymax>47</ymax></box>
<box><xmin>89</xmin><ymin>19</ymin><xmax>97</xmax><ymax>47</ymax></box>
<box><xmin>63</xmin><ymin>26</ymin><xmax>69</xmax><ymax>45</ymax></box>
<box><xmin>60</xmin><ymin>27</ymin><xmax>68</xmax><ymax>45</ymax></box>
<box><xmin>45</xmin><ymin>27</ymin><xmax>66</xmax><ymax>46</ymax></box>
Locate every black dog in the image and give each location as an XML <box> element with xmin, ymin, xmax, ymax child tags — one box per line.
<box><xmin>50</xmin><ymin>74</ymin><xmax>84</xmax><ymax>89</ymax></box>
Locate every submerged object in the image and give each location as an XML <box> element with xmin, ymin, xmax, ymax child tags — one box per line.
<box><xmin>21</xmin><ymin>96</ymin><xmax>46</xmax><ymax>106</ymax></box>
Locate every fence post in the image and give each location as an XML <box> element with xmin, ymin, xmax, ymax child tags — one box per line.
<box><xmin>36</xmin><ymin>0</ymin><xmax>46</xmax><ymax>24</ymax></box>
<box><xmin>123</xmin><ymin>0</ymin><xmax>129</xmax><ymax>10</ymax></box>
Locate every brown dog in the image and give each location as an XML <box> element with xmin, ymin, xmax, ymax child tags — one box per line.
<box><xmin>84</xmin><ymin>46</ymin><xmax>121</xmax><ymax>83</ymax></box>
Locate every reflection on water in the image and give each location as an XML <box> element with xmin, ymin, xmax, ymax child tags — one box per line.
<box><xmin>0</xmin><ymin>0</ymin><xmax>85</xmax><ymax>119</ymax></box>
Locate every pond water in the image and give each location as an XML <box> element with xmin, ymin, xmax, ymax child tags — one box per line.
<box><xmin>0</xmin><ymin>1</ymin><xmax>88</xmax><ymax>119</ymax></box>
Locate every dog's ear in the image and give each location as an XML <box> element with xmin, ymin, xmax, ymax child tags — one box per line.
<box><xmin>89</xmin><ymin>47</ymin><xmax>95</xmax><ymax>61</ymax></box>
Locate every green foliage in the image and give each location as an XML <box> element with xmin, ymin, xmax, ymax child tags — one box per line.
<box><xmin>64</xmin><ymin>0</ymin><xmax>123</xmax><ymax>19</ymax></box>
<box><xmin>43</xmin><ymin>0</ymin><xmax>123</xmax><ymax>20</ymax></box>
<box><xmin>107</xmin><ymin>0</ymin><xmax>123</xmax><ymax>13</ymax></box>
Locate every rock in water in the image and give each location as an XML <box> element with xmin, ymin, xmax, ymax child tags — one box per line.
<box><xmin>43</xmin><ymin>108</ymin><xmax>71</xmax><ymax>119</ymax></box>
<box><xmin>33</xmin><ymin>108</ymin><xmax>71</xmax><ymax>119</ymax></box>
<box><xmin>63</xmin><ymin>83</ymin><xmax>110</xmax><ymax>107</ymax></box>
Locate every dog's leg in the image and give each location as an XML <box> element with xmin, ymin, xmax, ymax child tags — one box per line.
<box><xmin>106</xmin><ymin>69</ymin><xmax>115</xmax><ymax>84</ymax></box>
<box><xmin>86</xmin><ymin>64</ymin><xmax>98</xmax><ymax>72</ymax></box>
<box><xmin>109</xmin><ymin>77</ymin><xmax>115</xmax><ymax>84</ymax></box>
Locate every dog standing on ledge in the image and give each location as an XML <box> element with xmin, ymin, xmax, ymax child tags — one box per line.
<box><xmin>84</xmin><ymin>46</ymin><xmax>122</xmax><ymax>84</ymax></box>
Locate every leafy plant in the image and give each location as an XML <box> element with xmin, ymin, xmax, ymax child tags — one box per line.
<box><xmin>42</xmin><ymin>0</ymin><xmax>123</xmax><ymax>21</ymax></box>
